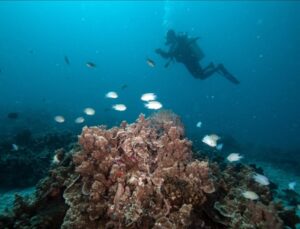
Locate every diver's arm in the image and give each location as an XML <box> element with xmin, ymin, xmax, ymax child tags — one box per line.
<box><xmin>155</xmin><ymin>48</ymin><xmax>172</xmax><ymax>59</ymax></box>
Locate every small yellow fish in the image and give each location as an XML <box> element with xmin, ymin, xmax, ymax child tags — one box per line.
<box><xmin>146</xmin><ymin>58</ymin><xmax>155</xmax><ymax>68</ymax></box>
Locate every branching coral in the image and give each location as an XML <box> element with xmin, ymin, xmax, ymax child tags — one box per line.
<box><xmin>62</xmin><ymin>113</ymin><xmax>214</xmax><ymax>228</ymax></box>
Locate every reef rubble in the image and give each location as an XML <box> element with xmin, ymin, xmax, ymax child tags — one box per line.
<box><xmin>0</xmin><ymin>111</ymin><xmax>299</xmax><ymax>228</ymax></box>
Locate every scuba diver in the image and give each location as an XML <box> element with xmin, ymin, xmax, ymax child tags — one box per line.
<box><xmin>155</xmin><ymin>29</ymin><xmax>240</xmax><ymax>84</ymax></box>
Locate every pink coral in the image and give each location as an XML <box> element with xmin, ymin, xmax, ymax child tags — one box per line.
<box><xmin>62</xmin><ymin>113</ymin><xmax>215</xmax><ymax>228</ymax></box>
<box><xmin>1</xmin><ymin>112</ymin><xmax>297</xmax><ymax>229</ymax></box>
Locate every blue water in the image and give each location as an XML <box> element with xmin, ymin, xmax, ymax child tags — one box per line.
<box><xmin>0</xmin><ymin>2</ymin><xmax>299</xmax><ymax>154</ymax></box>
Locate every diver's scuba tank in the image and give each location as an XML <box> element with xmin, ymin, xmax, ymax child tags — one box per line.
<box><xmin>188</xmin><ymin>37</ymin><xmax>205</xmax><ymax>61</ymax></box>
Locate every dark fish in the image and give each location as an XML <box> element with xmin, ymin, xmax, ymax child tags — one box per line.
<box><xmin>104</xmin><ymin>108</ymin><xmax>110</xmax><ymax>112</ymax></box>
<box><xmin>146</xmin><ymin>58</ymin><xmax>155</xmax><ymax>68</ymax></box>
<box><xmin>64</xmin><ymin>56</ymin><xmax>70</xmax><ymax>65</ymax></box>
<box><xmin>7</xmin><ymin>112</ymin><xmax>19</xmax><ymax>119</ymax></box>
<box><xmin>121</xmin><ymin>84</ymin><xmax>128</xmax><ymax>90</ymax></box>
<box><xmin>86</xmin><ymin>62</ymin><xmax>96</xmax><ymax>68</ymax></box>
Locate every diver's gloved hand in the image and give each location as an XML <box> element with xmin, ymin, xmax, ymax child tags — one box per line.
<box><xmin>155</xmin><ymin>48</ymin><xmax>163</xmax><ymax>54</ymax></box>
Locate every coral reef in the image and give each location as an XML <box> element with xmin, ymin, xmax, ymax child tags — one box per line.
<box><xmin>62</xmin><ymin>113</ymin><xmax>214</xmax><ymax>228</ymax></box>
<box><xmin>205</xmin><ymin>164</ymin><xmax>284</xmax><ymax>228</ymax></box>
<box><xmin>0</xmin><ymin>147</ymin><xmax>76</xmax><ymax>228</ymax></box>
<box><xmin>0</xmin><ymin>131</ymin><xmax>76</xmax><ymax>188</ymax></box>
<box><xmin>0</xmin><ymin>111</ymin><xmax>299</xmax><ymax>229</ymax></box>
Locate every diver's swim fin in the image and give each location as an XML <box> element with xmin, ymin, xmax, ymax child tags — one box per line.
<box><xmin>218</xmin><ymin>64</ymin><xmax>240</xmax><ymax>84</ymax></box>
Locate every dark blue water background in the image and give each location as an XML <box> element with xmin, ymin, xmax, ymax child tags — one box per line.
<box><xmin>0</xmin><ymin>1</ymin><xmax>299</xmax><ymax>152</ymax></box>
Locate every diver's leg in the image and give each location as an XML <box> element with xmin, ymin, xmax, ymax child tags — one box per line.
<box><xmin>203</xmin><ymin>62</ymin><xmax>215</xmax><ymax>71</ymax></box>
<box><xmin>200</xmin><ymin>67</ymin><xmax>220</xmax><ymax>79</ymax></box>
<box><xmin>185</xmin><ymin>61</ymin><xmax>218</xmax><ymax>79</ymax></box>
<box><xmin>184</xmin><ymin>61</ymin><xmax>203</xmax><ymax>78</ymax></box>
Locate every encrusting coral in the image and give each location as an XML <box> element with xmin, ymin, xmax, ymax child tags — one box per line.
<box><xmin>62</xmin><ymin>112</ymin><xmax>215</xmax><ymax>228</ymax></box>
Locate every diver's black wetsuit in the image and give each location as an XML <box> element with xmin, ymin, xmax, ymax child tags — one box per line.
<box><xmin>156</xmin><ymin>30</ymin><xmax>240</xmax><ymax>84</ymax></box>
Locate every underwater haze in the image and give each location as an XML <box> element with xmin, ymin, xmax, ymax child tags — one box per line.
<box><xmin>1</xmin><ymin>1</ymin><xmax>299</xmax><ymax>149</ymax></box>
<box><xmin>0</xmin><ymin>1</ymin><xmax>300</xmax><ymax>226</ymax></box>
